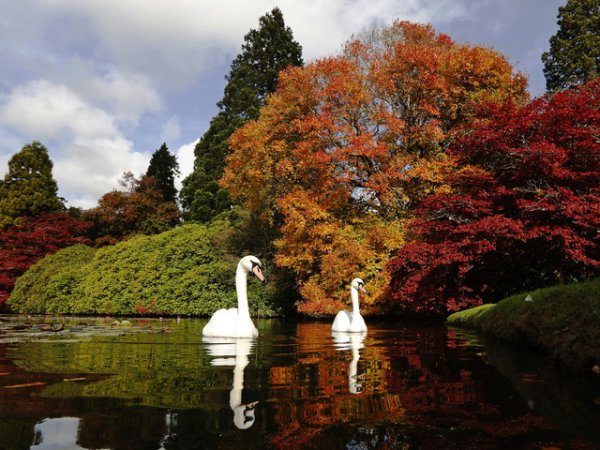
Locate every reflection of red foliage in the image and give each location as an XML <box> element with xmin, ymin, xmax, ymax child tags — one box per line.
<box><xmin>0</xmin><ymin>213</ymin><xmax>91</xmax><ymax>308</ymax></box>
<box><xmin>266</xmin><ymin>323</ymin><xmax>585</xmax><ymax>449</ymax></box>
<box><xmin>388</xmin><ymin>79</ymin><xmax>600</xmax><ymax>315</ymax></box>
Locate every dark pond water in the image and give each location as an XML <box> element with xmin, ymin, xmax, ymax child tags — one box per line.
<box><xmin>0</xmin><ymin>315</ymin><xmax>598</xmax><ymax>450</ymax></box>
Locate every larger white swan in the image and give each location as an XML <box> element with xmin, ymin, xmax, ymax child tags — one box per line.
<box><xmin>202</xmin><ymin>255</ymin><xmax>264</xmax><ymax>338</ymax></box>
<box><xmin>331</xmin><ymin>278</ymin><xmax>367</xmax><ymax>333</ymax></box>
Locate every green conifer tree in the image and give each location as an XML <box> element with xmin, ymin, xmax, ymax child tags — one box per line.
<box><xmin>0</xmin><ymin>141</ymin><xmax>64</xmax><ymax>228</ymax></box>
<box><xmin>542</xmin><ymin>0</ymin><xmax>600</xmax><ymax>92</ymax></box>
<box><xmin>145</xmin><ymin>143</ymin><xmax>180</xmax><ymax>203</ymax></box>
<box><xmin>180</xmin><ymin>7</ymin><xmax>303</xmax><ymax>222</ymax></box>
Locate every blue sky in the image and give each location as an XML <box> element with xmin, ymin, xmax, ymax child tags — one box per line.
<box><xmin>0</xmin><ymin>0</ymin><xmax>565</xmax><ymax>208</ymax></box>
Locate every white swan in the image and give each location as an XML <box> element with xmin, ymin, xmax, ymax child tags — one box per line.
<box><xmin>204</xmin><ymin>338</ymin><xmax>259</xmax><ymax>429</ymax></box>
<box><xmin>331</xmin><ymin>278</ymin><xmax>367</xmax><ymax>333</ymax></box>
<box><xmin>202</xmin><ymin>255</ymin><xmax>265</xmax><ymax>338</ymax></box>
<box><xmin>332</xmin><ymin>331</ymin><xmax>367</xmax><ymax>394</ymax></box>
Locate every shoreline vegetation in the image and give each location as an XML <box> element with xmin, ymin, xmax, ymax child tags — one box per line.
<box><xmin>7</xmin><ymin>221</ymin><xmax>289</xmax><ymax>318</ymax></box>
<box><xmin>447</xmin><ymin>278</ymin><xmax>600</xmax><ymax>373</ymax></box>
<box><xmin>7</xmin><ymin>237</ymin><xmax>600</xmax><ymax>375</ymax></box>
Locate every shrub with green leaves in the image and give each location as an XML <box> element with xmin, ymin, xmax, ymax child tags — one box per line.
<box><xmin>9</xmin><ymin>244</ymin><xmax>96</xmax><ymax>314</ymax></box>
<box><xmin>9</xmin><ymin>223</ymin><xmax>282</xmax><ymax>316</ymax></box>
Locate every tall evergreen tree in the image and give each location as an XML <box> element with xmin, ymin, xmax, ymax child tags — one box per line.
<box><xmin>542</xmin><ymin>0</ymin><xmax>600</xmax><ymax>92</ymax></box>
<box><xmin>180</xmin><ymin>7</ymin><xmax>303</xmax><ymax>222</ymax></box>
<box><xmin>0</xmin><ymin>141</ymin><xmax>64</xmax><ymax>229</ymax></box>
<box><xmin>145</xmin><ymin>143</ymin><xmax>180</xmax><ymax>203</ymax></box>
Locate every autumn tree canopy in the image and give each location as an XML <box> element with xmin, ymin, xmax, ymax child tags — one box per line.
<box><xmin>0</xmin><ymin>141</ymin><xmax>64</xmax><ymax>229</ymax></box>
<box><xmin>222</xmin><ymin>21</ymin><xmax>529</xmax><ymax>315</ymax></box>
<box><xmin>387</xmin><ymin>78</ymin><xmax>600</xmax><ymax>316</ymax></box>
<box><xmin>84</xmin><ymin>172</ymin><xmax>180</xmax><ymax>244</ymax></box>
<box><xmin>0</xmin><ymin>213</ymin><xmax>90</xmax><ymax>309</ymax></box>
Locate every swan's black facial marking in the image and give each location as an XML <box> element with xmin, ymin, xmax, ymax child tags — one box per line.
<box><xmin>250</xmin><ymin>259</ymin><xmax>265</xmax><ymax>282</ymax></box>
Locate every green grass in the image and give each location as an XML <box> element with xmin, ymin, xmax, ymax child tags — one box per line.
<box><xmin>447</xmin><ymin>278</ymin><xmax>600</xmax><ymax>370</ymax></box>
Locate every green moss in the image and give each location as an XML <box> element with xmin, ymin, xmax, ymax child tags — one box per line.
<box><xmin>9</xmin><ymin>223</ymin><xmax>283</xmax><ymax>317</ymax></box>
<box><xmin>447</xmin><ymin>278</ymin><xmax>600</xmax><ymax>370</ymax></box>
<box><xmin>446</xmin><ymin>303</ymin><xmax>496</xmax><ymax>325</ymax></box>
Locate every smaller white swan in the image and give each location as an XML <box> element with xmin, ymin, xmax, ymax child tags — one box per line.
<box><xmin>332</xmin><ymin>278</ymin><xmax>367</xmax><ymax>333</ymax></box>
<box><xmin>202</xmin><ymin>255</ymin><xmax>265</xmax><ymax>338</ymax></box>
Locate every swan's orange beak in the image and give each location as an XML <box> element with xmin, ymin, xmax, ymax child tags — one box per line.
<box><xmin>252</xmin><ymin>265</ymin><xmax>265</xmax><ymax>282</ymax></box>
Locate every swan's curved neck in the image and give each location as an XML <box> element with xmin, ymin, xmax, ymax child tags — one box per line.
<box><xmin>351</xmin><ymin>286</ymin><xmax>360</xmax><ymax>315</ymax></box>
<box><xmin>236</xmin><ymin>263</ymin><xmax>251</xmax><ymax>317</ymax></box>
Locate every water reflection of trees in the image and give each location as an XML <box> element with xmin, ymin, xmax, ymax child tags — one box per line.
<box><xmin>2</xmin><ymin>319</ymin><xmax>597</xmax><ymax>449</ymax></box>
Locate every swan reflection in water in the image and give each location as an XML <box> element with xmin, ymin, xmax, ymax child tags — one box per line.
<box><xmin>203</xmin><ymin>337</ymin><xmax>259</xmax><ymax>429</ymax></box>
<box><xmin>332</xmin><ymin>331</ymin><xmax>367</xmax><ymax>394</ymax></box>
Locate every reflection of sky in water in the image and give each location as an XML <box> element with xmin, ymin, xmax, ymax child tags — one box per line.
<box><xmin>31</xmin><ymin>417</ymin><xmax>85</xmax><ymax>450</ymax></box>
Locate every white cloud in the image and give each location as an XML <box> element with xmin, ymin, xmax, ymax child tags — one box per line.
<box><xmin>174</xmin><ymin>139</ymin><xmax>197</xmax><ymax>192</ymax></box>
<box><xmin>57</xmin><ymin>136</ymin><xmax>149</xmax><ymax>209</ymax></box>
<box><xmin>160</xmin><ymin>117</ymin><xmax>182</xmax><ymax>144</ymax></box>
<box><xmin>0</xmin><ymin>80</ymin><xmax>117</xmax><ymax>140</ymax></box>
<box><xmin>0</xmin><ymin>79</ymin><xmax>149</xmax><ymax>208</ymax></box>
<box><xmin>36</xmin><ymin>0</ymin><xmax>475</xmax><ymax>85</ymax></box>
<box><xmin>87</xmin><ymin>69</ymin><xmax>162</xmax><ymax>124</ymax></box>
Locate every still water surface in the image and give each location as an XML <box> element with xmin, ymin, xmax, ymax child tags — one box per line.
<box><xmin>0</xmin><ymin>316</ymin><xmax>598</xmax><ymax>449</ymax></box>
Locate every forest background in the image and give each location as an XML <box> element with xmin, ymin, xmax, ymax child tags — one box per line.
<box><xmin>2</xmin><ymin>1</ymin><xmax>599</xmax><ymax>318</ymax></box>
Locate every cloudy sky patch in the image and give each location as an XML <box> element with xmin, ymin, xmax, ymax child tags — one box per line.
<box><xmin>0</xmin><ymin>0</ymin><xmax>564</xmax><ymax>208</ymax></box>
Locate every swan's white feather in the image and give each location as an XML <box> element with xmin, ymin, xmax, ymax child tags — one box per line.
<box><xmin>332</xmin><ymin>310</ymin><xmax>353</xmax><ymax>332</ymax></box>
<box><xmin>202</xmin><ymin>308</ymin><xmax>238</xmax><ymax>337</ymax></box>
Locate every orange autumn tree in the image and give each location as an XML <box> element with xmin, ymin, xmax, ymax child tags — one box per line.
<box><xmin>222</xmin><ymin>21</ymin><xmax>529</xmax><ymax>316</ymax></box>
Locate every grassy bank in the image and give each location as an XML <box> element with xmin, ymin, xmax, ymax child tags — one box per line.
<box><xmin>447</xmin><ymin>278</ymin><xmax>600</xmax><ymax>371</ymax></box>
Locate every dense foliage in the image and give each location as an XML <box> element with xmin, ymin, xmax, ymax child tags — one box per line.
<box><xmin>388</xmin><ymin>78</ymin><xmax>600</xmax><ymax>316</ymax></box>
<box><xmin>0</xmin><ymin>141</ymin><xmax>64</xmax><ymax>229</ymax></box>
<box><xmin>542</xmin><ymin>0</ymin><xmax>600</xmax><ymax>92</ymax></box>
<box><xmin>0</xmin><ymin>213</ymin><xmax>91</xmax><ymax>308</ymax></box>
<box><xmin>84</xmin><ymin>172</ymin><xmax>180</xmax><ymax>244</ymax></box>
<box><xmin>180</xmin><ymin>7</ymin><xmax>303</xmax><ymax>222</ymax></box>
<box><xmin>145</xmin><ymin>142</ymin><xmax>180</xmax><ymax>203</ymax></box>
<box><xmin>9</xmin><ymin>222</ymin><xmax>282</xmax><ymax>316</ymax></box>
<box><xmin>8</xmin><ymin>244</ymin><xmax>96</xmax><ymax>313</ymax></box>
<box><xmin>222</xmin><ymin>21</ymin><xmax>529</xmax><ymax>315</ymax></box>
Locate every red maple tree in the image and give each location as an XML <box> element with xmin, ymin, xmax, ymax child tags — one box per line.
<box><xmin>388</xmin><ymin>78</ymin><xmax>600</xmax><ymax>316</ymax></box>
<box><xmin>0</xmin><ymin>213</ymin><xmax>91</xmax><ymax>308</ymax></box>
